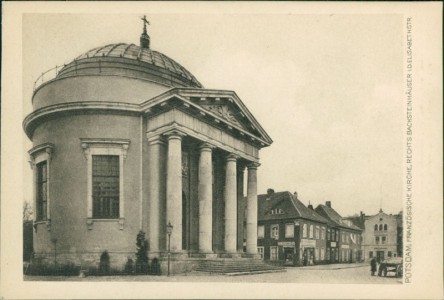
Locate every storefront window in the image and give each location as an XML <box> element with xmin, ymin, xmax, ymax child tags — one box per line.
<box><xmin>270</xmin><ymin>246</ymin><xmax>278</xmax><ymax>261</ymax></box>
<box><xmin>257</xmin><ymin>247</ymin><xmax>264</xmax><ymax>260</ymax></box>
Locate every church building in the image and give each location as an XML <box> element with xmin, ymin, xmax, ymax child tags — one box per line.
<box><xmin>24</xmin><ymin>19</ymin><xmax>273</xmax><ymax>274</ymax></box>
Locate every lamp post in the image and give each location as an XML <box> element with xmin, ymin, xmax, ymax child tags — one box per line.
<box><xmin>166</xmin><ymin>221</ymin><xmax>173</xmax><ymax>276</ymax></box>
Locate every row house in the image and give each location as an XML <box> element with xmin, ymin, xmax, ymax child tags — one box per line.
<box><xmin>315</xmin><ymin>202</ymin><xmax>363</xmax><ymax>263</ymax></box>
<box><xmin>256</xmin><ymin>190</ymin><xmax>335</xmax><ymax>266</ymax></box>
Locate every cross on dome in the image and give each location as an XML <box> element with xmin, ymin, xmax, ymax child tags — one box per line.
<box><xmin>140</xmin><ymin>15</ymin><xmax>151</xmax><ymax>49</ymax></box>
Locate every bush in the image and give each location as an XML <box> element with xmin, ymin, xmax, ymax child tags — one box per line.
<box><xmin>99</xmin><ymin>251</ymin><xmax>110</xmax><ymax>275</ymax></box>
<box><xmin>124</xmin><ymin>258</ymin><xmax>134</xmax><ymax>274</ymax></box>
<box><xmin>135</xmin><ymin>231</ymin><xmax>149</xmax><ymax>274</ymax></box>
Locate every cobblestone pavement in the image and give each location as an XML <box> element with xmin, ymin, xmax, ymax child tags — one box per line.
<box><xmin>24</xmin><ymin>263</ymin><xmax>402</xmax><ymax>284</ymax></box>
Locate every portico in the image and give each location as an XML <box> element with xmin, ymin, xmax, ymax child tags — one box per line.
<box><xmin>144</xmin><ymin>89</ymin><xmax>271</xmax><ymax>261</ymax></box>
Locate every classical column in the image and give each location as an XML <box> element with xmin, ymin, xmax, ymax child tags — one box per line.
<box><xmin>246</xmin><ymin>162</ymin><xmax>260</xmax><ymax>254</ymax></box>
<box><xmin>237</xmin><ymin>164</ymin><xmax>246</xmax><ymax>252</ymax></box>
<box><xmin>147</xmin><ymin>136</ymin><xmax>165</xmax><ymax>255</ymax></box>
<box><xmin>165</xmin><ymin>130</ymin><xmax>185</xmax><ymax>252</ymax></box>
<box><xmin>198</xmin><ymin>143</ymin><xmax>214</xmax><ymax>253</ymax></box>
<box><xmin>224</xmin><ymin>154</ymin><xmax>238</xmax><ymax>253</ymax></box>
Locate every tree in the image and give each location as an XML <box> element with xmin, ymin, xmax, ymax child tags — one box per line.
<box><xmin>135</xmin><ymin>230</ymin><xmax>149</xmax><ymax>273</ymax></box>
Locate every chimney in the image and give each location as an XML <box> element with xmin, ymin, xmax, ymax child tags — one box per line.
<box><xmin>267</xmin><ymin>188</ymin><xmax>274</xmax><ymax>196</ymax></box>
<box><xmin>326</xmin><ymin>201</ymin><xmax>331</xmax><ymax>208</ymax></box>
<box><xmin>308</xmin><ymin>204</ymin><xmax>314</xmax><ymax>210</ymax></box>
<box><xmin>293</xmin><ymin>191</ymin><xmax>298</xmax><ymax>199</ymax></box>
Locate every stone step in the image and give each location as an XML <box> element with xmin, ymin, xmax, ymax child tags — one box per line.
<box><xmin>195</xmin><ymin>258</ymin><xmax>285</xmax><ymax>275</ymax></box>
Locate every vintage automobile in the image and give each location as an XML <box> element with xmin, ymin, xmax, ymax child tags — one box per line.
<box><xmin>378</xmin><ymin>257</ymin><xmax>403</xmax><ymax>278</ymax></box>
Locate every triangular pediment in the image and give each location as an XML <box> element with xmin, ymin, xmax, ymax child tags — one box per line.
<box><xmin>200</xmin><ymin>103</ymin><xmax>247</xmax><ymax>130</ymax></box>
<box><xmin>140</xmin><ymin>88</ymin><xmax>273</xmax><ymax>147</ymax></box>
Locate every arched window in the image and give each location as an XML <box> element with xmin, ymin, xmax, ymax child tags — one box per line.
<box><xmin>384</xmin><ymin>224</ymin><xmax>387</xmax><ymax>231</ymax></box>
<box><xmin>374</xmin><ymin>224</ymin><xmax>378</xmax><ymax>231</ymax></box>
<box><xmin>379</xmin><ymin>224</ymin><xmax>383</xmax><ymax>231</ymax></box>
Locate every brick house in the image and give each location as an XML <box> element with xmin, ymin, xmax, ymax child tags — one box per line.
<box><xmin>315</xmin><ymin>202</ymin><xmax>363</xmax><ymax>263</ymax></box>
<box><xmin>257</xmin><ymin>190</ymin><xmax>332</xmax><ymax>266</ymax></box>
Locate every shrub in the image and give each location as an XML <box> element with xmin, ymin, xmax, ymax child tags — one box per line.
<box><xmin>135</xmin><ymin>231</ymin><xmax>149</xmax><ymax>274</ymax></box>
<box><xmin>99</xmin><ymin>251</ymin><xmax>110</xmax><ymax>275</ymax></box>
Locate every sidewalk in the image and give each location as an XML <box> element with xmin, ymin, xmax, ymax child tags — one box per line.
<box><xmin>293</xmin><ymin>262</ymin><xmax>367</xmax><ymax>270</ymax></box>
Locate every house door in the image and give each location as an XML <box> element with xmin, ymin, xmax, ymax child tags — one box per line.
<box><xmin>376</xmin><ymin>251</ymin><xmax>385</xmax><ymax>262</ymax></box>
<box><xmin>283</xmin><ymin>247</ymin><xmax>295</xmax><ymax>265</ymax></box>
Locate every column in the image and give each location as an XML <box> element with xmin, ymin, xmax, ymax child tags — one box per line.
<box><xmin>148</xmin><ymin>136</ymin><xmax>164</xmax><ymax>254</ymax></box>
<box><xmin>246</xmin><ymin>162</ymin><xmax>260</xmax><ymax>254</ymax></box>
<box><xmin>198</xmin><ymin>143</ymin><xmax>214</xmax><ymax>253</ymax></box>
<box><xmin>165</xmin><ymin>130</ymin><xmax>185</xmax><ymax>252</ymax></box>
<box><xmin>237</xmin><ymin>165</ymin><xmax>245</xmax><ymax>252</ymax></box>
<box><xmin>224</xmin><ymin>154</ymin><xmax>238</xmax><ymax>253</ymax></box>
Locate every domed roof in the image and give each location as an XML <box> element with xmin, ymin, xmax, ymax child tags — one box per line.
<box><xmin>57</xmin><ymin>43</ymin><xmax>203</xmax><ymax>88</ymax></box>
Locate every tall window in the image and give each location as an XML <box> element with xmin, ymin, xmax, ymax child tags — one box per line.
<box><xmin>257</xmin><ymin>225</ymin><xmax>265</xmax><ymax>239</ymax></box>
<box><xmin>369</xmin><ymin>251</ymin><xmax>373</xmax><ymax>258</ymax></box>
<box><xmin>379</xmin><ymin>224</ymin><xmax>383</xmax><ymax>231</ymax></box>
<box><xmin>309</xmin><ymin>225</ymin><xmax>314</xmax><ymax>238</ymax></box>
<box><xmin>285</xmin><ymin>223</ymin><xmax>294</xmax><ymax>238</ymax></box>
<box><xmin>315</xmin><ymin>226</ymin><xmax>320</xmax><ymax>239</ymax></box>
<box><xmin>382</xmin><ymin>236</ymin><xmax>386</xmax><ymax>244</ymax></box>
<box><xmin>36</xmin><ymin>161</ymin><xmax>48</xmax><ymax>221</ymax></box>
<box><xmin>92</xmin><ymin>155</ymin><xmax>120</xmax><ymax>218</ymax></box>
<box><xmin>271</xmin><ymin>224</ymin><xmax>279</xmax><ymax>239</ymax></box>
<box><xmin>327</xmin><ymin>229</ymin><xmax>331</xmax><ymax>241</ymax></box>
<box><xmin>321</xmin><ymin>227</ymin><xmax>325</xmax><ymax>240</ymax></box>
<box><xmin>376</xmin><ymin>236</ymin><xmax>380</xmax><ymax>244</ymax></box>
<box><xmin>384</xmin><ymin>224</ymin><xmax>388</xmax><ymax>231</ymax></box>
<box><xmin>303</xmin><ymin>224</ymin><xmax>308</xmax><ymax>238</ymax></box>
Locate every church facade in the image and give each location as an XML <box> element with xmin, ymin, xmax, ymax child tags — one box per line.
<box><xmin>24</xmin><ymin>22</ymin><xmax>272</xmax><ymax>273</ymax></box>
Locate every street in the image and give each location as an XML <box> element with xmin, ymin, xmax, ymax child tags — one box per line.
<box><xmin>25</xmin><ymin>263</ymin><xmax>402</xmax><ymax>284</ymax></box>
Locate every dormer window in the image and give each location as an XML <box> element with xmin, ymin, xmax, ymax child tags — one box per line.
<box><xmin>269</xmin><ymin>208</ymin><xmax>284</xmax><ymax>215</ymax></box>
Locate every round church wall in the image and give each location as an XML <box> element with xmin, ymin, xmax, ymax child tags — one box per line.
<box><xmin>32</xmin><ymin>75</ymin><xmax>171</xmax><ymax>111</ymax></box>
<box><xmin>31</xmin><ymin>113</ymin><xmax>145</xmax><ymax>272</ymax></box>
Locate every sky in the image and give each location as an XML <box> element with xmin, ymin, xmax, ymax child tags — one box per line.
<box><xmin>22</xmin><ymin>13</ymin><xmax>404</xmax><ymax>217</ymax></box>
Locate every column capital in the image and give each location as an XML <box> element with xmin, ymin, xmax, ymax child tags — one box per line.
<box><xmin>226</xmin><ymin>153</ymin><xmax>240</xmax><ymax>162</ymax></box>
<box><xmin>163</xmin><ymin>129</ymin><xmax>187</xmax><ymax>141</ymax></box>
<box><xmin>199</xmin><ymin>142</ymin><xmax>215</xmax><ymax>152</ymax></box>
<box><xmin>237</xmin><ymin>164</ymin><xmax>246</xmax><ymax>173</ymax></box>
<box><xmin>247</xmin><ymin>162</ymin><xmax>261</xmax><ymax>169</ymax></box>
<box><xmin>148</xmin><ymin>135</ymin><xmax>166</xmax><ymax>146</ymax></box>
